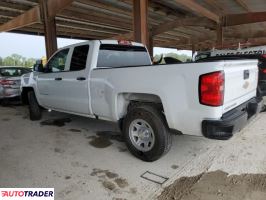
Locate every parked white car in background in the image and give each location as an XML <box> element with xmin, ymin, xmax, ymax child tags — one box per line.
<box><xmin>0</xmin><ymin>66</ymin><xmax>31</xmax><ymax>101</ymax></box>
<box><xmin>21</xmin><ymin>40</ymin><xmax>263</xmax><ymax>161</ymax></box>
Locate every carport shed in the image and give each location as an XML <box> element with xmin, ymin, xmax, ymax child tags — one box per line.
<box><xmin>1</xmin><ymin>0</ymin><xmax>266</xmax><ymax>58</ymax></box>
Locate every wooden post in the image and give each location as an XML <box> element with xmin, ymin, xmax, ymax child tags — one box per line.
<box><xmin>216</xmin><ymin>22</ymin><xmax>223</xmax><ymax>49</ymax></box>
<box><xmin>133</xmin><ymin>0</ymin><xmax>151</xmax><ymax>52</ymax></box>
<box><xmin>148</xmin><ymin>33</ymin><xmax>153</xmax><ymax>57</ymax></box>
<box><xmin>39</xmin><ymin>0</ymin><xmax>57</xmax><ymax>59</ymax></box>
<box><xmin>192</xmin><ymin>43</ymin><xmax>196</xmax><ymax>58</ymax></box>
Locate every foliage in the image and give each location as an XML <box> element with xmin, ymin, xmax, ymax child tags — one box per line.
<box><xmin>0</xmin><ymin>54</ymin><xmax>36</xmax><ymax>68</ymax></box>
<box><xmin>154</xmin><ymin>53</ymin><xmax>192</xmax><ymax>64</ymax></box>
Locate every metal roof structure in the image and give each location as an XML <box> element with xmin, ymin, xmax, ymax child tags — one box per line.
<box><xmin>1</xmin><ymin>0</ymin><xmax>266</xmax><ymax>57</ymax></box>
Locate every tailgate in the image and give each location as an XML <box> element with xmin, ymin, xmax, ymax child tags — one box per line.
<box><xmin>223</xmin><ymin>60</ymin><xmax>258</xmax><ymax>113</ymax></box>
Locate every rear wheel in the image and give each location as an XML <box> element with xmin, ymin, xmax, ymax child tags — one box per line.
<box><xmin>28</xmin><ymin>91</ymin><xmax>42</xmax><ymax>121</ymax></box>
<box><xmin>123</xmin><ymin>104</ymin><xmax>172</xmax><ymax>162</ymax></box>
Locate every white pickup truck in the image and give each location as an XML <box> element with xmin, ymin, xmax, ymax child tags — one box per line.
<box><xmin>21</xmin><ymin>40</ymin><xmax>263</xmax><ymax>161</ymax></box>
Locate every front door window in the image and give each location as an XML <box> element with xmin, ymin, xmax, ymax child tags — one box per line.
<box><xmin>46</xmin><ymin>49</ymin><xmax>69</xmax><ymax>72</ymax></box>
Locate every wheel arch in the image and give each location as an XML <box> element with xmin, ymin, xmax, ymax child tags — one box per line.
<box><xmin>21</xmin><ymin>87</ymin><xmax>34</xmax><ymax>105</ymax></box>
<box><xmin>116</xmin><ymin>93</ymin><xmax>167</xmax><ymax>129</ymax></box>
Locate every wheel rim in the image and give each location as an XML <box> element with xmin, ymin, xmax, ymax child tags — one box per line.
<box><xmin>129</xmin><ymin>119</ymin><xmax>155</xmax><ymax>152</ymax></box>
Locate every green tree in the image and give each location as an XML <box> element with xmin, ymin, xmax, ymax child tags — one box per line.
<box><xmin>25</xmin><ymin>58</ymin><xmax>36</xmax><ymax>68</ymax></box>
<box><xmin>0</xmin><ymin>54</ymin><xmax>36</xmax><ymax>68</ymax></box>
<box><xmin>3</xmin><ymin>56</ymin><xmax>15</xmax><ymax>66</ymax></box>
<box><xmin>11</xmin><ymin>54</ymin><xmax>23</xmax><ymax>66</ymax></box>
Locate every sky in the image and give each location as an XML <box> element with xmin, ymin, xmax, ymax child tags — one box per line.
<box><xmin>0</xmin><ymin>32</ymin><xmax>191</xmax><ymax>58</ymax></box>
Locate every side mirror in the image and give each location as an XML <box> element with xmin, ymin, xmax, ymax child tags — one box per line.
<box><xmin>33</xmin><ymin>60</ymin><xmax>44</xmax><ymax>72</ymax></box>
<box><xmin>33</xmin><ymin>63</ymin><xmax>44</xmax><ymax>72</ymax></box>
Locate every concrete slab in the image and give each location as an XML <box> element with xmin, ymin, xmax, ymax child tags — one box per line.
<box><xmin>0</xmin><ymin>105</ymin><xmax>265</xmax><ymax>200</ymax></box>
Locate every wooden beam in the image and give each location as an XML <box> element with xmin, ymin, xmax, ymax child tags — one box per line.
<box><xmin>174</xmin><ymin>0</ymin><xmax>220</xmax><ymax>22</ymax></box>
<box><xmin>74</xmin><ymin>0</ymin><xmax>130</xmax><ymax>18</ymax></box>
<box><xmin>0</xmin><ymin>0</ymin><xmax>74</xmax><ymax>33</ymax></box>
<box><xmin>59</xmin><ymin>9</ymin><xmax>131</xmax><ymax>31</ymax></box>
<box><xmin>39</xmin><ymin>0</ymin><xmax>57</xmax><ymax>58</ymax></box>
<box><xmin>56</xmin><ymin>20</ymin><xmax>122</xmax><ymax>35</ymax></box>
<box><xmin>152</xmin><ymin>17</ymin><xmax>215</xmax><ymax>36</ymax></box>
<box><xmin>108</xmin><ymin>11</ymin><xmax>266</xmax><ymax>42</ymax></box>
<box><xmin>224</xmin><ymin>12</ymin><xmax>266</xmax><ymax>26</ymax></box>
<box><xmin>192</xmin><ymin>43</ymin><xmax>196</xmax><ymax>57</ymax></box>
<box><xmin>46</xmin><ymin>0</ymin><xmax>74</xmax><ymax>19</ymax></box>
<box><xmin>43</xmin><ymin>0</ymin><xmax>74</xmax><ymax>58</ymax></box>
<box><xmin>0</xmin><ymin>1</ymin><xmax>32</xmax><ymax>11</ymax></box>
<box><xmin>235</xmin><ymin>0</ymin><xmax>251</xmax><ymax>12</ymax></box>
<box><xmin>224</xmin><ymin>29</ymin><xmax>266</xmax><ymax>40</ymax></box>
<box><xmin>15</xmin><ymin>24</ymin><xmax>113</xmax><ymax>40</ymax></box>
<box><xmin>0</xmin><ymin>10</ymin><xmax>23</xmax><ymax>18</ymax></box>
<box><xmin>109</xmin><ymin>32</ymin><xmax>133</xmax><ymax>40</ymax></box>
<box><xmin>133</xmin><ymin>0</ymin><xmax>150</xmax><ymax>47</ymax></box>
<box><xmin>202</xmin><ymin>38</ymin><xmax>266</xmax><ymax>50</ymax></box>
<box><xmin>148</xmin><ymin>33</ymin><xmax>154</xmax><ymax>57</ymax></box>
<box><xmin>204</xmin><ymin>0</ymin><xmax>225</xmax><ymax>15</ymax></box>
<box><xmin>216</xmin><ymin>22</ymin><xmax>223</xmax><ymax>48</ymax></box>
<box><xmin>111</xmin><ymin>16</ymin><xmax>215</xmax><ymax>41</ymax></box>
<box><xmin>0</xmin><ymin>7</ymin><xmax>41</xmax><ymax>32</ymax></box>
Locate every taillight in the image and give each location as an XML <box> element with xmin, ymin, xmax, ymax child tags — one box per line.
<box><xmin>262</xmin><ymin>69</ymin><xmax>266</xmax><ymax>74</ymax></box>
<box><xmin>118</xmin><ymin>40</ymin><xmax>132</xmax><ymax>45</ymax></box>
<box><xmin>199</xmin><ymin>71</ymin><xmax>224</xmax><ymax>107</ymax></box>
<box><xmin>0</xmin><ymin>79</ymin><xmax>15</xmax><ymax>87</ymax></box>
<box><xmin>262</xmin><ymin>54</ymin><xmax>266</xmax><ymax>59</ymax></box>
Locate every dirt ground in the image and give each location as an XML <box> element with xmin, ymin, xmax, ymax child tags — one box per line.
<box><xmin>158</xmin><ymin>171</ymin><xmax>266</xmax><ymax>200</ymax></box>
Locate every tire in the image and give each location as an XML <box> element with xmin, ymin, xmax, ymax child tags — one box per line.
<box><xmin>123</xmin><ymin>104</ymin><xmax>172</xmax><ymax>162</ymax></box>
<box><xmin>28</xmin><ymin>91</ymin><xmax>42</xmax><ymax>121</ymax></box>
<box><xmin>0</xmin><ymin>99</ymin><xmax>8</xmax><ymax>106</ymax></box>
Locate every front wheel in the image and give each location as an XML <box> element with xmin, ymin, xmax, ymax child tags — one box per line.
<box><xmin>28</xmin><ymin>91</ymin><xmax>42</xmax><ymax>121</ymax></box>
<box><xmin>123</xmin><ymin>104</ymin><xmax>172</xmax><ymax>162</ymax></box>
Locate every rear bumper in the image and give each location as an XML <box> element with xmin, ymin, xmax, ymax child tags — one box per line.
<box><xmin>0</xmin><ymin>87</ymin><xmax>20</xmax><ymax>99</ymax></box>
<box><xmin>202</xmin><ymin>98</ymin><xmax>263</xmax><ymax>140</ymax></box>
<box><xmin>259</xmin><ymin>81</ymin><xmax>266</xmax><ymax>96</ymax></box>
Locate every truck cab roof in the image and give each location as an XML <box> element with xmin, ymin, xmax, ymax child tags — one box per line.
<box><xmin>100</xmin><ymin>40</ymin><xmax>145</xmax><ymax>47</ymax></box>
<box><xmin>60</xmin><ymin>40</ymin><xmax>145</xmax><ymax>50</ymax></box>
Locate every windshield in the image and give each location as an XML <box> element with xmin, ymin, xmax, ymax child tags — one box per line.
<box><xmin>0</xmin><ymin>68</ymin><xmax>31</xmax><ymax>77</ymax></box>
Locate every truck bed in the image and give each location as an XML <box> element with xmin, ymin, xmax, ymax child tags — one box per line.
<box><xmin>90</xmin><ymin>60</ymin><xmax>258</xmax><ymax>136</ymax></box>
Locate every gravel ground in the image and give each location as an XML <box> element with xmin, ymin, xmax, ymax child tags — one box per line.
<box><xmin>0</xmin><ymin>102</ymin><xmax>266</xmax><ymax>200</ymax></box>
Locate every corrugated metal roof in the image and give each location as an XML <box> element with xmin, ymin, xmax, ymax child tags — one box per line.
<box><xmin>1</xmin><ymin>0</ymin><xmax>266</xmax><ymax>50</ymax></box>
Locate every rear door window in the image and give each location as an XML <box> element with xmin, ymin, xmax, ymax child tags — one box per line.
<box><xmin>70</xmin><ymin>45</ymin><xmax>89</xmax><ymax>71</ymax></box>
<box><xmin>97</xmin><ymin>44</ymin><xmax>151</xmax><ymax>68</ymax></box>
